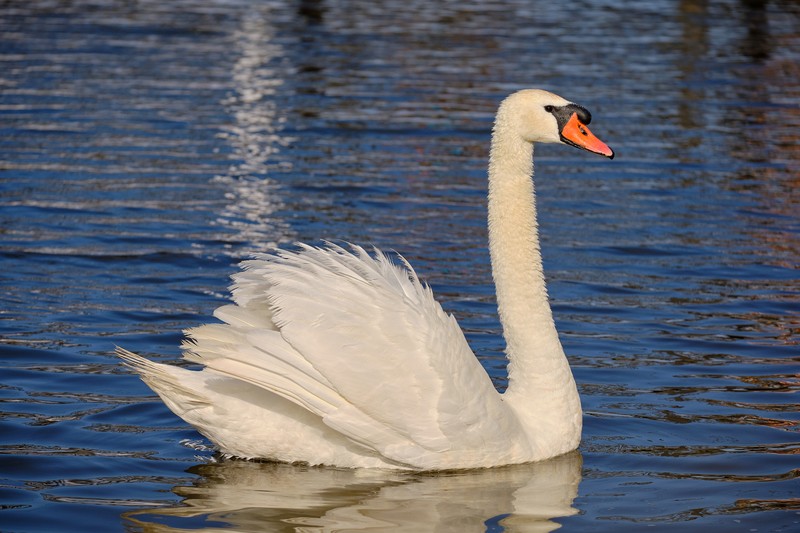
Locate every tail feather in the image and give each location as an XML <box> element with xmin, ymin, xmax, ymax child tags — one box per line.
<box><xmin>117</xmin><ymin>347</ymin><xmax>208</xmax><ymax>412</ymax></box>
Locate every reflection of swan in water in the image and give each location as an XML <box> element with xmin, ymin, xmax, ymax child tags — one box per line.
<box><xmin>120</xmin><ymin>89</ymin><xmax>614</xmax><ymax>469</ymax></box>
<box><xmin>125</xmin><ymin>451</ymin><xmax>582</xmax><ymax>532</ymax></box>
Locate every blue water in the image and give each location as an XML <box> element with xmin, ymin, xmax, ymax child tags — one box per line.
<box><xmin>2</xmin><ymin>0</ymin><xmax>799</xmax><ymax>531</ymax></box>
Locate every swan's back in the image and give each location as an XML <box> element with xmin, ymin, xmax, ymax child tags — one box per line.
<box><xmin>122</xmin><ymin>244</ymin><xmax>533</xmax><ymax>469</ymax></box>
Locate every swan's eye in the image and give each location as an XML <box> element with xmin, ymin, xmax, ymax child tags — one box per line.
<box><xmin>544</xmin><ymin>105</ymin><xmax>555</xmax><ymax>113</ymax></box>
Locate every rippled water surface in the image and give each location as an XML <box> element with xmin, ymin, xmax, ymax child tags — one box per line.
<box><xmin>2</xmin><ymin>0</ymin><xmax>799</xmax><ymax>531</ymax></box>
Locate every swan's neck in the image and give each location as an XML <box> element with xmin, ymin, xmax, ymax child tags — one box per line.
<box><xmin>487</xmin><ymin>124</ymin><xmax>581</xmax><ymax>449</ymax></box>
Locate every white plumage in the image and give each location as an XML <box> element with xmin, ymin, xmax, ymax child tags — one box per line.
<box><xmin>120</xmin><ymin>89</ymin><xmax>614</xmax><ymax>470</ymax></box>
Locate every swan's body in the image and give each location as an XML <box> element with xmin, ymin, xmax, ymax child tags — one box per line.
<box><xmin>120</xmin><ymin>89</ymin><xmax>613</xmax><ymax>470</ymax></box>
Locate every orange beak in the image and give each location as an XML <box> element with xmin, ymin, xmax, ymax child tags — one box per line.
<box><xmin>560</xmin><ymin>113</ymin><xmax>614</xmax><ymax>159</ymax></box>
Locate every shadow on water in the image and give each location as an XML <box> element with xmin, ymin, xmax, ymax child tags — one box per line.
<box><xmin>123</xmin><ymin>452</ymin><xmax>582</xmax><ymax>532</ymax></box>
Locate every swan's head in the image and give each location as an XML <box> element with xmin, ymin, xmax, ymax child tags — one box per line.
<box><xmin>498</xmin><ymin>89</ymin><xmax>614</xmax><ymax>159</ymax></box>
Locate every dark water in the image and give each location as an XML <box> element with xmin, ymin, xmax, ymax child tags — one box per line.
<box><xmin>1</xmin><ymin>0</ymin><xmax>799</xmax><ymax>531</ymax></box>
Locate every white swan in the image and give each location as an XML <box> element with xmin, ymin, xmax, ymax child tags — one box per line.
<box><xmin>119</xmin><ymin>89</ymin><xmax>614</xmax><ymax>470</ymax></box>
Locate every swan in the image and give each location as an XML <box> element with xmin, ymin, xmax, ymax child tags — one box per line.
<box><xmin>119</xmin><ymin>89</ymin><xmax>614</xmax><ymax>470</ymax></box>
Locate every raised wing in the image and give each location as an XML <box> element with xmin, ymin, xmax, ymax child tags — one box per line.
<box><xmin>184</xmin><ymin>244</ymin><xmax>527</xmax><ymax>468</ymax></box>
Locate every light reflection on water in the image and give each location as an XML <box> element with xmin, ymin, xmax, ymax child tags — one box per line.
<box><xmin>1</xmin><ymin>0</ymin><xmax>798</xmax><ymax>531</ymax></box>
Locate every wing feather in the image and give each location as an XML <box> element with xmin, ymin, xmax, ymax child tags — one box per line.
<box><xmin>178</xmin><ymin>244</ymin><xmax>523</xmax><ymax>467</ymax></box>
<box><xmin>254</xmin><ymin>245</ymin><xmax>514</xmax><ymax>456</ymax></box>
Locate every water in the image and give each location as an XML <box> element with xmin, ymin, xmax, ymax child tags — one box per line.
<box><xmin>1</xmin><ymin>0</ymin><xmax>798</xmax><ymax>531</ymax></box>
